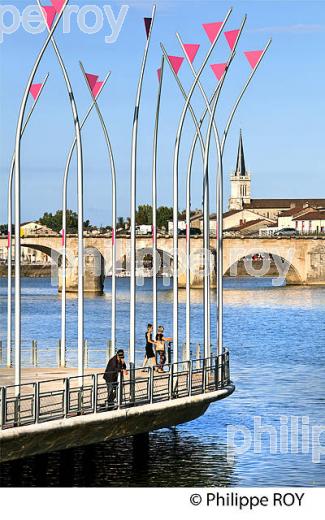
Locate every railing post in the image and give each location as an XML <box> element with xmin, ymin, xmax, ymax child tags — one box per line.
<box><xmin>64</xmin><ymin>378</ymin><xmax>69</xmax><ymax>417</ymax></box>
<box><xmin>92</xmin><ymin>374</ymin><xmax>97</xmax><ymax>413</ymax></box>
<box><xmin>14</xmin><ymin>392</ymin><xmax>20</xmax><ymax>427</ymax></box>
<box><xmin>167</xmin><ymin>342</ymin><xmax>172</xmax><ymax>364</ymax></box>
<box><xmin>218</xmin><ymin>352</ymin><xmax>223</xmax><ymax>389</ymax></box>
<box><xmin>0</xmin><ymin>386</ymin><xmax>6</xmax><ymax>428</ymax></box>
<box><xmin>149</xmin><ymin>366</ymin><xmax>154</xmax><ymax>404</ymax></box>
<box><xmin>188</xmin><ymin>360</ymin><xmax>192</xmax><ymax>396</ymax></box>
<box><xmin>34</xmin><ymin>382</ymin><xmax>40</xmax><ymax>423</ymax></box>
<box><xmin>202</xmin><ymin>357</ymin><xmax>206</xmax><ymax>393</ymax></box>
<box><xmin>214</xmin><ymin>355</ymin><xmax>218</xmax><ymax>389</ymax></box>
<box><xmin>129</xmin><ymin>364</ymin><xmax>135</xmax><ymax>404</ymax></box>
<box><xmin>169</xmin><ymin>363</ymin><xmax>174</xmax><ymax>399</ymax></box>
<box><xmin>117</xmin><ymin>371</ymin><xmax>123</xmax><ymax>409</ymax></box>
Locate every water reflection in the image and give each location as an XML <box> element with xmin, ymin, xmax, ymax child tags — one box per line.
<box><xmin>0</xmin><ymin>430</ymin><xmax>236</xmax><ymax>487</ymax></box>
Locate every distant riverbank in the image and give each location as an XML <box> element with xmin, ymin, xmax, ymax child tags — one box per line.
<box><xmin>0</xmin><ymin>260</ymin><xmax>279</xmax><ymax>278</ymax></box>
<box><xmin>0</xmin><ymin>265</ymin><xmax>52</xmax><ymax>277</ymax></box>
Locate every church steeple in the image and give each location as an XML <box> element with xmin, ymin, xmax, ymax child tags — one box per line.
<box><xmin>235</xmin><ymin>129</ymin><xmax>247</xmax><ymax>176</ymax></box>
<box><xmin>229</xmin><ymin>130</ymin><xmax>251</xmax><ymax>210</ymax></box>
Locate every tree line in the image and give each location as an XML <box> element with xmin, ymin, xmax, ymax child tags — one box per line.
<box><xmin>0</xmin><ymin>205</ymin><xmax>197</xmax><ymax>235</ymax></box>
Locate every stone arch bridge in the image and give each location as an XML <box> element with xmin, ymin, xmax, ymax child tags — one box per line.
<box><xmin>1</xmin><ymin>235</ymin><xmax>325</xmax><ymax>292</ymax></box>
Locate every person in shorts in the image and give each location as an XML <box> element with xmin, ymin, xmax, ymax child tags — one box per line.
<box><xmin>155</xmin><ymin>325</ymin><xmax>172</xmax><ymax>373</ymax></box>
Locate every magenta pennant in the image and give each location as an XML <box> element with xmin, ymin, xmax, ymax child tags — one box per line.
<box><xmin>41</xmin><ymin>6</ymin><xmax>56</xmax><ymax>29</ymax></box>
<box><xmin>50</xmin><ymin>0</ymin><xmax>65</xmax><ymax>13</ymax></box>
<box><xmin>144</xmin><ymin>17</ymin><xmax>152</xmax><ymax>38</ymax></box>
<box><xmin>30</xmin><ymin>83</ymin><xmax>43</xmax><ymax>100</ymax></box>
<box><xmin>224</xmin><ymin>29</ymin><xmax>240</xmax><ymax>50</ymax></box>
<box><xmin>210</xmin><ymin>63</ymin><xmax>227</xmax><ymax>81</ymax></box>
<box><xmin>168</xmin><ymin>55</ymin><xmax>184</xmax><ymax>75</ymax></box>
<box><xmin>92</xmin><ymin>81</ymin><xmax>104</xmax><ymax>98</ymax></box>
<box><xmin>202</xmin><ymin>22</ymin><xmax>223</xmax><ymax>43</ymax></box>
<box><xmin>85</xmin><ymin>73</ymin><xmax>99</xmax><ymax>91</ymax></box>
<box><xmin>157</xmin><ymin>67</ymin><xmax>162</xmax><ymax>82</ymax></box>
<box><xmin>244</xmin><ymin>50</ymin><xmax>263</xmax><ymax>69</ymax></box>
<box><xmin>183</xmin><ymin>43</ymin><xmax>200</xmax><ymax>63</ymax></box>
<box><xmin>7</xmin><ymin>231</ymin><xmax>11</xmax><ymax>249</ymax></box>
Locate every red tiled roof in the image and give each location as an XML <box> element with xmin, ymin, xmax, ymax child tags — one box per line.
<box><xmin>226</xmin><ymin>218</ymin><xmax>268</xmax><ymax>232</ymax></box>
<box><xmin>293</xmin><ymin>211</ymin><xmax>325</xmax><ymax>221</ymax></box>
<box><xmin>244</xmin><ymin>199</ymin><xmax>325</xmax><ymax>209</ymax></box>
<box><xmin>223</xmin><ymin>209</ymin><xmax>241</xmax><ymax>218</ymax></box>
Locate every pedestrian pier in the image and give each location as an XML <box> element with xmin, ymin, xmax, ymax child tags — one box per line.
<box><xmin>0</xmin><ymin>351</ymin><xmax>234</xmax><ymax>463</ymax></box>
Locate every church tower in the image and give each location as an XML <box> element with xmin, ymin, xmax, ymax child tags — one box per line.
<box><xmin>228</xmin><ymin>130</ymin><xmax>251</xmax><ymax>210</ymax></box>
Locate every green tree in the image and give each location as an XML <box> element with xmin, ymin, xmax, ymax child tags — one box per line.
<box><xmin>157</xmin><ymin>206</ymin><xmax>173</xmax><ymax>230</ymax></box>
<box><xmin>136</xmin><ymin>204</ymin><xmax>152</xmax><ymax>225</ymax></box>
<box><xmin>117</xmin><ymin>216</ymin><xmax>125</xmax><ymax>229</ymax></box>
<box><xmin>39</xmin><ymin>210</ymin><xmax>92</xmax><ymax>233</ymax></box>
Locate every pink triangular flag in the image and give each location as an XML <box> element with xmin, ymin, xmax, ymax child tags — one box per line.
<box><xmin>30</xmin><ymin>83</ymin><xmax>43</xmax><ymax>100</ymax></box>
<box><xmin>85</xmin><ymin>73</ymin><xmax>98</xmax><ymax>91</ymax></box>
<box><xmin>60</xmin><ymin>229</ymin><xmax>65</xmax><ymax>246</ymax></box>
<box><xmin>244</xmin><ymin>50</ymin><xmax>263</xmax><ymax>69</ymax></box>
<box><xmin>210</xmin><ymin>63</ymin><xmax>227</xmax><ymax>81</ymax></box>
<box><xmin>144</xmin><ymin>17</ymin><xmax>152</xmax><ymax>38</ymax></box>
<box><xmin>50</xmin><ymin>0</ymin><xmax>65</xmax><ymax>14</ymax></box>
<box><xmin>183</xmin><ymin>43</ymin><xmax>200</xmax><ymax>63</ymax></box>
<box><xmin>157</xmin><ymin>68</ymin><xmax>162</xmax><ymax>82</ymax></box>
<box><xmin>7</xmin><ymin>231</ymin><xmax>11</xmax><ymax>249</ymax></box>
<box><xmin>41</xmin><ymin>6</ymin><xmax>56</xmax><ymax>29</ymax></box>
<box><xmin>92</xmin><ymin>81</ymin><xmax>104</xmax><ymax>98</ymax></box>
<box><xmin>224</xmin><ymin>29</ymin><xmax>240</xmax><ymax>50</ymax></box>
<box><xmin>202</xmin><ymin>22</ymin><xmax>223</xmax><ymax>43</ymax></box>
<box><xmin>168</xmin><ymin>56</ymin><xmax>184</xmax><ymax>75</ymax></box>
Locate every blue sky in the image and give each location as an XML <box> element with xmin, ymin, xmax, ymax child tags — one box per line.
<box><xmin>0</xmin><ymin>0</ymin><xmax>324</xmax><ymax>226</ymax></box>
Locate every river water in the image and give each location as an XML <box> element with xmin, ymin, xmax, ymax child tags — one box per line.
<box><xmin>0</xmin><ymin>276</ymin><xmax>324</xmax><ymax>487</ymax></box>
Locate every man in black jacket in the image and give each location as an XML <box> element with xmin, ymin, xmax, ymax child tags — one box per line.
<box><xmin>103</xmin><ymin>349</ymin><xmax>127</xmax><ymax>407</ymax></box>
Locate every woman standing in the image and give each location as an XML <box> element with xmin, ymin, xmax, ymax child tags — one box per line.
<box><xmin>143</xmin><ymin>323</ymin><xmax>157</xmax><ymax>368</ymax></box>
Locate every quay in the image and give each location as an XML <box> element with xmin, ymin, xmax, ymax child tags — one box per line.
<box><xmin>0</xmin><ymin>353</ymin><xmax>234</xmax><ymax>463</ymax></box>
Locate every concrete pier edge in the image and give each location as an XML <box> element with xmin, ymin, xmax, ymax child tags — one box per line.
<box><xmin>0</xmin><ymin>384</ymin><xmax>235</xmax><ymax>463</ymax></box>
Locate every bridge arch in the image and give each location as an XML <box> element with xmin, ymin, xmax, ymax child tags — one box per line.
<box><xmin>224</xmin><ymin>246</ymin><xmax>303</xmax><ymax>285</ymax></box>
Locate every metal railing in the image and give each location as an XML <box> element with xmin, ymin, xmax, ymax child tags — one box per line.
<box><xmin>0</xmin><ymin>339</ymin><xmax>202</xmax><ymax>369</ymax></box>
<box><xmin>0</xmin><ymin>351</ymin><xmax>231</xmax><ymax>430</ymax></box>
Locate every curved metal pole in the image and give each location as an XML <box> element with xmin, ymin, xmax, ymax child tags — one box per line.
<box><xmin>161</xmin><ymin>47</ymin><xmax>213</xmax><ymax>360</ymax></box>
<box><xmin>130</xmin><ymin>5</ymin><xmax>156</xmax><ymax>369</ymax></box>
<box><xmin>79</xmin><ymin>63</ymin><xmax>117</xmax><ymax>353</ymax></box>
<box><xmin>161</xmin><ymin>6</ymin><xmax>232</xmax><ymax>364</ymax></box>
<box><xmin>61</xmin><ymin>73</ymin><xmax>110</xmax><ymax>367</ymax></box>
<box><xmin>185</xmin><ymin>86</ymin><xmax>220</xmax><ymax>360</ymax></box>
<box><xmin>37</xmin><ymin>0</ymin><xmax>84</xmax><ymax>377</ymax></box>
<box><xmin>13</xmin><ymin>1</ymin><xmax>68</xmax><ymax>393</ymax></box>
<box><xmin>216</xmin><ymin>39</ymin><xmax>272</xmax><ymax>357</ymax></box>
<box><xmin>152</xmin><ymin>55</ymin><xmax>165</xmax><ymax>335</ymax></box>
<box><xmin>7</xmin><ymin>73</ymin><xmax>49</xmax><ymax>368</ymax></box>
<box><xmin>177</xmin><ymin>16</ymin><xmax>246</xmax><ymax>360</ymax></box>
<box><xmin>160</xmin><ymin>46</ymin><xmax>205</xmax><ymax>160</ymax></box>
